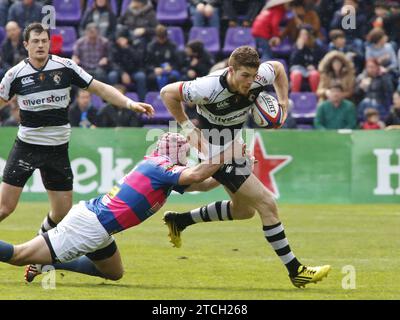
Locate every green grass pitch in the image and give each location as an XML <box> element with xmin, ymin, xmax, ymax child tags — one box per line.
<box><xmin>0</xmin><ymin>203</ymin><xmax>399</xmax><ymax>300</ymax></box>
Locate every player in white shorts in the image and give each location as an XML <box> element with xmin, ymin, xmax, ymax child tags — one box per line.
<box><xmin>0</xmin><ymin>133</ymin><xmax>222</xmax><ymax>283</ymax></box>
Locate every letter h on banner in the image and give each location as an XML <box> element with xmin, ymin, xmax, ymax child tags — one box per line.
<box><xmin>373</xmin><ymin>149</ymin><xmax>400</xmax><ymax>195</ymax></box>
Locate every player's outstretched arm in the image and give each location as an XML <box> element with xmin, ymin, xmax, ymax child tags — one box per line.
<box><xmin>160</xmin><ymin>82</ymin><xmax>190</xmax><ymax>125</ymax></box>
<box><xmin>269</xmin><ymin>60</ymin><xmax>289</xmax><ymax>122</ymax></box>
<box><xmin>87</xmin><ymin>79</ymin><xmax>155</xmax><ymax>117</ymax></box>
<box><xmin>178</xmin><ymin>163</ymin><xmax>222</xmax><ymax>186</ymax></box>
<box><xmin>185</xmin><ymin>177</ymin><xmax>220</xmax><ymax>192</ymax></box>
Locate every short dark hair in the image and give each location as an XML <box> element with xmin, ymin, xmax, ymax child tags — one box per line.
<box><xmin>186</xmin><ymin>40</ymin><xmax>204</xmax><ymax>54</ymax></box>
<box><xmin>329</xmin><ymin>29</ymin><xmax>345</xmax><ymax>41</ymax></box>
<box><xmin>228</xmin><ymin>46</ymin><xmax>260</xmax><ymax>70</ymax></box>
<box><xmin>155</xmin><ymin>24</ymin><xmax>168</xmax><ymax>39</ymax></box>
<box><xmin>23</xmin><ymin>22</ymin><xmax>50</xmax><ymax>42</ymax></box>
<box><xmin>367</xmin><ymin>28</ymin><xmax>386</xmax><ymax>44</ymax></box>
<box><xmin>364</xmin><ymin>107</ymin><xmax>379</xmax><ymax>118</ymax></box>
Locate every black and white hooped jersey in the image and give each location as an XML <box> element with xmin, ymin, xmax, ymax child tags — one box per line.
<box><xmin>0</xmin><ymin>55</ymin><xmax>93</xmax><ymax>146</ymax></box>
<box><xmin>180</xmin><ymin>62</ymin><xmax>276</xmax><ymax>130</ymax></box>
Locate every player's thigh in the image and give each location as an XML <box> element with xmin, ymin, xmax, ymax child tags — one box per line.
<box><xmin>11</xmin><ymin>235</ymin><xmax>53</xmax><ymax>266</ymax></box>
<box><xmin>90</xmin><ymin>247</ymin><xmax>124</xmax><ymax>281</ymax></box>
<box><xmin>237</xmin><ymin>173</ymin><xmax>274</xmax><ymax>201</ymax></box>
<box><xmin>40</xmin><ymin>143</ymin><xmax>73</xmax><ymax>194</ymax></box>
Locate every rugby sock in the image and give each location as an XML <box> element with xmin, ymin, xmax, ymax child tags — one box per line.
<box><xmin>38</xmin><ymin>213</ymin><xmax>57</xmax><ymax>235</ymax></box>
<box><xmin>175</xmin><ymin>201</ymin><xmax>232</xmax><ymax>230</ymax></box>
<box><xmin>0</xmin><ymin>240</ymin><xmax>14</xmax><ymax>262</ymax></box>
<box><xmin>263</xmin><ymin>222</ymin><xmax>302</xmax><ymax>276</ymax></box>
<box><xmin>53</xmin><ymin>256</ymin><xmax>104</xmax><ymax>278</ymax></box>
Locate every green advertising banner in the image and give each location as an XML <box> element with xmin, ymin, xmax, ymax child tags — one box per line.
<box><xmin>0</xmin><ymin>128</ymin><xmax>399</xmax><ymax>204</ymax></box>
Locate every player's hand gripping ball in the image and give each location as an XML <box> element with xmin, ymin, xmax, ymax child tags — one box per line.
<box><xmin>250</xmin><ymin>92</ymin><xmax>284</xmax><ymax>128</ymax></box>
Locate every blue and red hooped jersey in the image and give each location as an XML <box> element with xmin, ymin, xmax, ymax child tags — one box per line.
<box><xmin>85</xmin><ymin>155</ymin><xmax>187</xmax><ymax>235</ymax></box>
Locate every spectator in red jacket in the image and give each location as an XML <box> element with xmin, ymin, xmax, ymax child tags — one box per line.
<box><xmin>251</xmin><ymin>3</ymin><xmax>289</xmax><ymax>60</ymax></box>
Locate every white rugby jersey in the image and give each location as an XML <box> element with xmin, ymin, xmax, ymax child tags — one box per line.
<box><xmin>180</xmin><ymin>62</ymin><xmax>276</xmax><ymax>130</ymax></box>
<box><xmin>0</xmin><ymin>55</ymin><xmax>93</xmax><ymax>145</ymax></box>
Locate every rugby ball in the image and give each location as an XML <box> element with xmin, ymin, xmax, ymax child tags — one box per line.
<box><xmin>250</xmin><ymin>92</ymin><xmax>284</xmax><ymax>128</ymax></box>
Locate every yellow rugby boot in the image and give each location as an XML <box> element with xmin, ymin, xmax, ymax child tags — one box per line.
<box><xmin>163</xmin><ymin>211</ymin><xmax>183</xmax><ymax>248</ymax></box>
<box><xmin>290</xmin><ymin>265</ymin><xmax>331</xmax><ymax>288</ymax></box>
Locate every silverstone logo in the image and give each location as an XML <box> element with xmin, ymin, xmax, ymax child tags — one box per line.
<box><xmin>22</xmin><ymin>94</ymin><xmax>68</xmax><ymax>107</ymax></box>
<box><xmin>203</xmin><ymin>109</ymin><xmax>248</xmax><ymax>124</ymax></box>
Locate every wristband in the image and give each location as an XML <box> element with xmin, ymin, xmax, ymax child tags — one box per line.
<box><xmin>126</xmin><ymin>99</ymin><xmax>133</xmax><ymax>110</ymax></box>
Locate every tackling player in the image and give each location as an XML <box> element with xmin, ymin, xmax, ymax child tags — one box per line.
<box><xmin>160</xmin><ymin>45</ymin><xmax>331</xmax><ymax>288</ymax></box>
<box><xmin>0</xmin><ymin>133</ymin><xmax>222</xmax><ymax>282</ymax></box>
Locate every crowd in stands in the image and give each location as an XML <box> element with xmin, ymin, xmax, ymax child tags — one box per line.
<box><xmin>1</xmin><ymin>0</ymin><xmax>400</xmax><ymax>131</ymax></box>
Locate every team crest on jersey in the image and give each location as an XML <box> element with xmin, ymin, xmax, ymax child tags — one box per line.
<box><xmin>38</xmin><ymin>73</ymin><xmax>45</xmax><ymax>82</ymax></box>
<box><xmin>51</xmin><ymin>71</ymin><xmax>62</xmax><ymax>85</ymax></box>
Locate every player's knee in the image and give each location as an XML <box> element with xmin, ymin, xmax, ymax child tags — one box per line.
<box><xmin>9</xmin><ymin>245</ymin><xmax>28</xmax><ymax>266</ymax></box>
<box><xmin>230</xmin><ymin>203</ymin><xmax>255</xmax><ymax>219</ymax></box>
<box><xmin>255</xmin><ymin>192</ymin><xmax>278</xmax><ymax>217</ymax></box>
<box><xmin>264</xmin><ymin>198</ymin><xmax>278</xmax><ymax>215</ymax></box>
<box><xmin>239</xmin><ymin>207</ymin><xmax>256</xmax><ymax>219</ymax></box>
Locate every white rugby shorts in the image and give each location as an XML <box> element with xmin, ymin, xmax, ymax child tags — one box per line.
<box><xmin>46</xmin><ymin>201</ymin><xmax>114</xmax><ymax>263</ymax></box>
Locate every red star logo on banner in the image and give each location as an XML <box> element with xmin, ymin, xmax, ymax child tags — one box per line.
<box><xmin>252</xmin><ymin>133</ymin><xmax>292</xmax><ymax>198</ymax></box>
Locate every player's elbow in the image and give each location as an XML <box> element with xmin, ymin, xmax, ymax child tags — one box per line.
<box><xmin>160</xmin><ymin>85</ymin><xmax>171</xmax><ymax>100</ymax></box>
<box><xmin>160</xmin><ymin>83</ymin><xmax>181</xmax><ymax>103</ymax></box>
